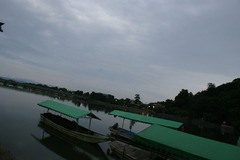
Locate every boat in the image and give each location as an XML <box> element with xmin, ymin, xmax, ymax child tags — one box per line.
<box><xmin>109</xmin><ymin>123</ymin><xmax>136</xmax><ymax>140</ymax></box>
<box><xmin>109</xmin><ymin>140</ymin><xmax>161</xmax><ymax>160</ymax></box>
<box><xmin>134</xmin><ymin>124</ymin><xmax>240</xmax><ymax>160</ymax></box>
<box><xmin>38</xmin><ymin>100</ymin><xmax>110</xmax><ymax>143</ymax></box>
<box><xmin>32</xmin><ymin>123</ymin><xmax>108</xmax><ymax>160</ymax></box>
<box><xmin>108</xmin><ymin>110</ymin><xmax>183</xmax><ymax>141</ymax></box>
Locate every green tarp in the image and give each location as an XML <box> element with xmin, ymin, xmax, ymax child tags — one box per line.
<box><xmin>134</xmin><ymin>125</ymin><xmax>240</xmax><ymax>160</ymax></box>
<box><xmin>109</xmin><ymin>110</ymin><xmax>183</xmax><ymax>129</ymax></box>
<box><xmin>38</xmin><ymin>100</ymin><xmax>100</xmax><ymax>120</ymax></box>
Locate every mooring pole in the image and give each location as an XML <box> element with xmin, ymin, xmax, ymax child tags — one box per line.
<box><xmin>42</xmin><ymin>130</ymin><xmax>45</xmax><ymax>139</ymax></box>
<box><xmin>122</xmin><ymin>118</ymin><xmax>125</xmax><ymax>128</ymax></box>
<box><xmin>89</xmin><ymin>118</ymin><xmax>92</xmax><ymax>130</ymax></box>
<box><xmin>76</xmin><ymin>118</ymin><xmax>79</xmax><ymax>131</ymax></box>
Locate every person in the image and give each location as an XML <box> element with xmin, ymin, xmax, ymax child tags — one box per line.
<box><xmin>180</xmin><ymin>125</ymin><xmax>184</xmax><ymax>132</ymax></box>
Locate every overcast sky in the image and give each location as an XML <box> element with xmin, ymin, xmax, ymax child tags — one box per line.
<box><xmin>0</xmin><ymin>0</ymin><xmax>240</xmax><ymax>103</ymax></box>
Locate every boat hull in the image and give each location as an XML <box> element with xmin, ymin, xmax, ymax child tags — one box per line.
<box><xmin>109</xmin><ymin>127</ymin><xmax>135</xmax><ymax>140</ymax></box>
<box><xmin>40</xmin><ymin>114</ymin><xmax>109</xmax><ymax>143</ymax></box>
<box><xmin>109</xmin><ymin>140</ymin><xmax>159</xmax><ymax>160</ymax></box>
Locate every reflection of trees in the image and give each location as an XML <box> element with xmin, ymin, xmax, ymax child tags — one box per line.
<box><xmin>87</xmin><ymin>104</ymin><xmax>113</xmax><ymax>113</ymax></box>
<box><xmin>129</xmin><ymin>120</ymin><xmax>136</xmax><ymax>131</ymax></box>
<box><xmin>72</xmin><ymin>100</ymin><xmax>82</xmax><ymax>107</ymax></box>
<box><xmin>71</xmin><ymin>99</ymin><xmax>114</xmax><ymax>113</ymax></box>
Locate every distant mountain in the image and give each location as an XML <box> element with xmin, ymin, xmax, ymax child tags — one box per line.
<box><xmin>0</xmin><ymin>76</ymin><xmax>40</xmax><ymax>84</ymax></box>
<box><xmin>0</xmin><ymin>76</ymin><xmax>57</xmax><ymax>87</ymax></box>
<box><xmin>13</xmin><ymin>78</ymin><xmax>40</xmax><ymax>84</ymax></box>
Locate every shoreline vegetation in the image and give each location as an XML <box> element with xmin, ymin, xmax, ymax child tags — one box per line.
<box><xmin>0</xmin><ymin>77</ymin><xmax>150</xmax><ymax>114</ymax></box>
<box><xmin>0</xmin><ymin>144</ymin><xmax>16</xmax><ymax>160</ymax></box>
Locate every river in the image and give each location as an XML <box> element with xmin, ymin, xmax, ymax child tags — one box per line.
<box><xmin>0</xmin><ymin>87</ymin><xmax>150</xmax><ymax>160</ymax></box>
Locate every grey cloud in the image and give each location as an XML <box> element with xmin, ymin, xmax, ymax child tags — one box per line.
<box><xmin>0</xmin><ymin>0</ymin><xmax>239</xmax><ymax>102</ymax></box>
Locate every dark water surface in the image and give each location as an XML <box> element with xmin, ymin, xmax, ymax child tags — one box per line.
<box><xmin>0</xmin><ymin>87</ymin><xmax>150</xmax><ymax>160</ymax></box>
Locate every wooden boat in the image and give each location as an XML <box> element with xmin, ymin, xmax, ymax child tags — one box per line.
<box><xmin>109</xmin><ymin>140</ymin><xmax>161</xmax><ymax>160</ymax></box>
<box><xmin>33</xmin><ymin>123</ymin><xmax>108</xmax><ymax>160</ymax></box>
<box><xmin>109</xmin><ymin>110</ymin><xmax>183</xmax><ymax>141</ymax></box>
<box><xmin>109</xmin><ymin>123</ymin><xmax>135</xmax><ymax>140</ymax></box>
<box><xmin>38</xmin><ymin>100</ymin><xmax>110</xmax><ymax>143</ymax></box>
<box><xmin>134</xmin><ymin>124</ymin><xmax>240</xmax><ymax>160</ymax></box>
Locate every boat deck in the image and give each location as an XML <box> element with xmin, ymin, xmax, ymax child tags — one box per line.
<box><xmin>38</xmin><ymin>100</ymin><xmax>110</xmax><ymax>143</ymax></box>
<box><xmin>109</xmin><ymin>127</ymin><xmax>135</xmax><ymax>140</ymax></box>
<box><xmin>109</xmin><ymin>140</ymin><xmax>163</xmax><ymax>160</ymax></box>
<box><xmin>42</xmin><ymin>113</ymin><xmax>94</xmax><ymax>135</ymax></box>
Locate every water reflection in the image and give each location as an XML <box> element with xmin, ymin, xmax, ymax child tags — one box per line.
<box><xmin>129</xmin><ymin>120</ymin><xmax>136</xmax><ymax>131</ymax></box>
<box><xmin>33</xmin><ymin>121</ymin><xmax>108</xmax><ymax>160</ymax></box>
<box><xmin>71</xmin><ymin>99</ymin><xmax>114</xmax><ymax>114</ymax></box>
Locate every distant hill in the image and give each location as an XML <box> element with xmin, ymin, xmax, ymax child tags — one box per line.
<box><xmin>160</xmin><ymin>78</ymin><xmax>240</xmax><ymax>126</ymax></box>
<box><xmin>0</xmin><ymin>76</ymin><xmax>57</xmax><ymax>87</ymax></box>
<box><xmin>0</xmin><ymin>76</ymin><xmax>40</xmax><ymax>84</ymax></box>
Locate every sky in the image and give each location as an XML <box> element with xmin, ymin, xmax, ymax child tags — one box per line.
<box><xmin>0</xmin><ymin>0</ymin><xmax>240</xmax><ymax>103</ymax></box>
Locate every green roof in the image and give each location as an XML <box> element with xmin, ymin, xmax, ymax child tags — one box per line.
<box><xmin>38</xmin><ymin>100</ymin><xmax>100</xmax><ymax>119</ymax></box>
<box><xmin>109</xmin><ymin>110</ymin><xmax>183</xmax><ymax>129</ymax></box>
<box><xmin>134</xmin><ymin>125</ymin><xmax>240</xmax><ymax>160</ymax></box>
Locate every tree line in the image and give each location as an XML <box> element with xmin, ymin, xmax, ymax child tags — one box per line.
<box><xmin>154</xmin><ymin>78</ymin><xmax>240</xmax><ymax>127</ymax></box>
<box><xmin>0</xmin><ymin>77</ymin><xmax>144</xmax><ymax>108</ymax></box>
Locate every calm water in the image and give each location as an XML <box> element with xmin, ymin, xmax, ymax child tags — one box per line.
<box><xmin>0</xmin><ymin>87</ymin><xmax>150</xmax><ymax>160</ymax></box>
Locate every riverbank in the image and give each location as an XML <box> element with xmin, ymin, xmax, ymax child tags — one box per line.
<box><xmin>0</xmin><ymin>144</ymin><xmax>16</xmax><ymax>160</ymax></box>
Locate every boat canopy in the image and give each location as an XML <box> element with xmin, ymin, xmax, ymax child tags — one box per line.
<box><xmin>38</xmin><ymin>100</ymin><xmax>100</xmax><ymax>120</ymax></box>
<box><xmin>109</xmin><ymin>110</ymin><xmax>183</xmax><ymax>129</ymax></box>
<box><xmin>133</xmin><ymin>125</ymin><xmax>240</xmax><ymax>160</ymax></box>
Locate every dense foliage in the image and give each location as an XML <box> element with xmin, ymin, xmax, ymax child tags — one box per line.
<box><xmin>158</xmin><ymin>78</ymin><xmax>240</xmax><ymax>126</ymax></box>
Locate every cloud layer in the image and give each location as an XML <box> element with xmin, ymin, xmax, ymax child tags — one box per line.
<box><xmin>1</xmin><ymin>0</ymin><xmax>240</xmax><ymax>102</ymax></box>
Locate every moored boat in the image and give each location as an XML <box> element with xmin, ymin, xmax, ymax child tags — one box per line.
<box><xmin>38</xmin><ymin>100</ymin><xmax>110</xmax><ymax>143</ymax></box>
<box><xmin>134</xmin><ymin>124</ymin><xmax>240</xmax><ymax>160</ymax></box>
<box><xmin>108</xmin><ymin>110</ymin><xmax>183</xmax><ymax>141</ymax></box>
<box><xmin>33</xmin><ymin>122</ymin><xmax>108</xmax><ymax>160</ymax></box>
<box><xmin>109</xmin><ymin>140</ymin><xmax>161</xmax><ymax>160</ymax></box>
<box><xmin>109</xmin><ymin>123</ymin><xmax>135</xmax><ymax>140</ymax></box>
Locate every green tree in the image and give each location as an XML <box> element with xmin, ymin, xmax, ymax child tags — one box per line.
<box><xmin>207</xmin><ymin>83</ymin><xmax>216</xmax><ymax>90</ymax></box>
<box><xmin>75</xmin><ymin>90</ymin><xmax>83</xmax><ymax>95</ymax></box>
<box><xmin>134</xmin><ymin>94</ymin><xmax>141</xmax><ymax>104</ymax></box>
<box><xmin>174</xmin><ymin>89</ymin><xmax>192</xmax><ymax>108</ymax></box>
